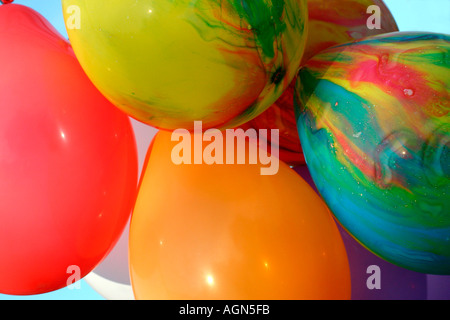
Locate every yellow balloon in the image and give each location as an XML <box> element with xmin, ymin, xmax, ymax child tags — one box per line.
<box><xmin>62</xmin><ymin>0</ymin><xmax>308</xmax><ymax>130</ymax></box>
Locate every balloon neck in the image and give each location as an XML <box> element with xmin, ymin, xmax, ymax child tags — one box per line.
<box><xmin>0</xmin><ymin>0</ymin><xmax>14</xmax><ymax>4</ymax></box>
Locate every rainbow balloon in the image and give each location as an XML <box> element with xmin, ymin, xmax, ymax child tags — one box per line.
<box><xmin>295</xmin><ymin>32</ymin><xmax>450</xmax><ymax>275</ymax></box>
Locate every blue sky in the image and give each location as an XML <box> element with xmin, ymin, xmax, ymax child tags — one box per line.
<box><xmin>1</xmin><ymin>0</ymin><xmax>449</xmax><ymax>300</ymax></box>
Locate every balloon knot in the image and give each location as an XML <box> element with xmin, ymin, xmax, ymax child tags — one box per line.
<box><xmin>0</xmin><ymin>0</ymin><xmax>14</xmax><ymax>4</ymax></box>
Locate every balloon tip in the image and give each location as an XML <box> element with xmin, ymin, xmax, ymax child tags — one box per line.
<box><xmin>0</xmin><ymin>0</ymin><xmax>14</xmax><ymax>4</ymax></box>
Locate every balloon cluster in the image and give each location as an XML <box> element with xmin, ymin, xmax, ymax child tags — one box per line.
<box><xmin>0</xmin><ymin>0</ymin><xmax>448</xmax><ymax>299</ymax></box>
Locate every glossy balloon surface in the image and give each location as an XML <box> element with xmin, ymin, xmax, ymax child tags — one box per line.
<box><xmin>295</xmin><ymin>32</ymin><xmax>450</xmax><ymax>275</ymax></box>
<box><xmin>303</xmin><ymin>0</ymin><xmax>398</xmax><ymax>64</ymax></box>
<box><xmin>244</xmin><ymin>0</ymin><xmax>398</xmax><ymax>166</ymax></box>
<box><xmin>62</xmin><ymin>0</ymin><xmax>308</xmax><ymax>131</ymax></box>
<box><xmin>0</xmin><ymin>4</ymin><xmax>138</xmax><ymax>294</ymax></box>
<box><xmin>129</xmin><ymin>131</ymin><xmax>351</xmax><ymax>299</ymax></box>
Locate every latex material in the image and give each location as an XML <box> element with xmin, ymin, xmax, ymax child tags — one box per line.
<box><xmin>0</xmin><ymin>4</ymin><xmax>138</xmax><ymax>295</ymax></box>
<box><xmin>129</xmin><ymin>131</ymin><xmax>351</xmax><ymax>300</ymax></box>
<box><xmin>295</xmin><ymin>32</ymin><xmax>450</xmax><ymax>275</ymax></box>
<box><xmin>62</xmin><ymin>0</ymin><xmax>308</xmax><ymax>131</ymax></box>
<box><xmin>302</xmin><ymin>0</ymin><xmax>398</xmax><ymax>64</ymax></box>
<box><xmin>244</xmin><ymin>0</ymin><xmax>398</xmax><ymax>166</ymax></box>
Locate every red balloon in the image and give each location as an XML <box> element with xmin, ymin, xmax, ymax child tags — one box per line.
<box><xmin>0</xmin><ymin>4</ymin><xmax>138</xmax><ymax>295</ymax></box>
<box><xmin>0</xmin><ymin>1</ymin><xmax>14</xmax><ymax>4</ymax></box>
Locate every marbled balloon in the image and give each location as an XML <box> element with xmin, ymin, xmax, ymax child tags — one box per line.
<box><xmin>243</xmin><ymin>0</ymin><xmax>398</xmax><ymax>166</ymax></box>
<box><xmin>62</xmin><ymin>0</ymin><xmax>308</xmax><ymax>131</ymax></box>
<box><xmin>295</xmin><ymin>32</ymin><xmax>450</xmax><ymax>275</ymax></box>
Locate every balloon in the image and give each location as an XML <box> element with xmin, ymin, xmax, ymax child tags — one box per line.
<box><xmin>61</xmin><ymin>0</ymin><xmax>308</xmax><ymax>131</ymax></box>
<box><xmin>86</xmin><ymin>120</ymin><xmax>158</xmax><ymax>300</ymax></box>
<box><xmin>129</xmin><ymin>130</ymin><xmax>351</xmax><ymax>300</ymax></box>
<box><xmin>242</xmin><ymin>0</ymin><xmax>398</xmax><ymax>166</ymax></box>
<box><xmin>0</xmin><ymin>4</ymin><xmax>138</xmax><ymax>295</ymax></box>
<box><xmin>295</xmin><ymin>32</ymin><xmax>450</xmax><ymax>275</ymax></box>
<box><xmin>302</xmin><ymin>0</ymin><xmax>398</xmax><ymax>65</ymax></box>
<box><xmin>0</xmin><ymin>0</ymin><xmax>14</xmax><ymax>4</ymax></box>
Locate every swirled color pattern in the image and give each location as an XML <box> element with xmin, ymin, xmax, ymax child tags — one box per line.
<box><xmin>295</xmin><ymin>32</ymin><xmax>450</xmax><ymax>275</ymax></box>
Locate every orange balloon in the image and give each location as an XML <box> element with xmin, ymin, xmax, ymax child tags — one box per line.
<box><xmin>129</xmin><ymin>130</ymin><xmax>351</xmax><ymax>300</ymax></box>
